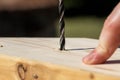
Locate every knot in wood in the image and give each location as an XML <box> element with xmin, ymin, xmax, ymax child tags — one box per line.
<box><xmin>90</xmin><ymin>73</ymin><xmax>94</xmax><ymax>80</ymax></box>
<box><xmin>18</xmin><ymin>64</ymin><xmax>27</xmax><ymax>80</ymax></box>
<box><xmin>33</xmin><ymin>74</ymin><xmax>38</xmax><ymax>80</ymax></box>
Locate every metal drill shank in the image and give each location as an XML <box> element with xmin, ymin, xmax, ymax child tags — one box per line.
<box><xmin>59</xmin><ymin>0</ymin><xmax>65</xmax><ymax>50</ymax></box>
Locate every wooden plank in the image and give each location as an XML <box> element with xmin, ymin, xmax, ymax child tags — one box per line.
<box><xmin>0</xmin><ymin>38</ymin><xmax>120</xmax><ymax>80</ymax></box>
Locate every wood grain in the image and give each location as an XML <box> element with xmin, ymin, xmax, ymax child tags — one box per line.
<box><xmin>0</xmin><ymin>38</ymin><xmax>120</xmax><ymax>80</ymax></box>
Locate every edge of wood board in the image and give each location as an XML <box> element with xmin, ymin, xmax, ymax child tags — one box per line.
<box><xmin>0</xmin><ymin>54</ymin><xmax>119</xmax><ymax>80</ymax></box>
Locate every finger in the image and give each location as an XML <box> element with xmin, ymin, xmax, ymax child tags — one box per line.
<box><xmin>82</xmin><ymin>3</ymin><xmax>120</xmax><ymax>64</ymax></box>
<box><xmin>83</xmin><ymin>27</ymin><xmax>120</xmax><ymax>64</ymax></box>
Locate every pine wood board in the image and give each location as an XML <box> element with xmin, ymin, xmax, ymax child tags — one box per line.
<box><xmin>0</xmin><ymin>38</ymin><xmax>120</xmax><ymax>80</ymax></box>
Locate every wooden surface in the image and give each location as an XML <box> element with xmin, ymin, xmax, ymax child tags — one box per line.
<box><xmin>0</xmin><ymin>38</ymin><xmax>120</xmax><ymax>80</ymax></box>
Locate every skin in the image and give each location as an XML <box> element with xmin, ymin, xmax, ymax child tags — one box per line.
<box><xmin>0</xmin><ymin>0</ymin><xmax>58</xmax><ymax>11</ymax></box>
<box><xmin>83</xmin><ymin>2</ymin><xmax>120</xmax><ymax>64</ymax></box>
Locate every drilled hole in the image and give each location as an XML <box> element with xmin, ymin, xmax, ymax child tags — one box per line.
<box><xmin>0</xmin><ymin>45</ymin><xmax>3</xmax><ymax>47</ymax></box>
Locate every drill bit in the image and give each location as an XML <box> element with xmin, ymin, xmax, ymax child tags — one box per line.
<box><xmin>59</xmin><ymin>0</ymin><xmax>65</xmax><ymax>50</ymax></box>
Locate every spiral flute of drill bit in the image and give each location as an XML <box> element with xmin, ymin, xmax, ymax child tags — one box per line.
<box><xmin>59</xmin><ymin>0</ymin><xmax>65</xmax><ymax>50</ymax></box>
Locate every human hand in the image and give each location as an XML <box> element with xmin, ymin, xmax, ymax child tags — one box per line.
<box><xmin>83</xmin><ymin>2</ymin><xmax>120</xmax><ymax>64</ymax></box>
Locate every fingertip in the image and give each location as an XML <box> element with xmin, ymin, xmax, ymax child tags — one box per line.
<box><xmin>82</xmin><ymin>52</ymin><xmax>94</xmax><ymax>65</ymax></box>
<box><xmin>82</xmin><ymin>50</ymin><xmax>107</xmax><ymax>65</ymax></box>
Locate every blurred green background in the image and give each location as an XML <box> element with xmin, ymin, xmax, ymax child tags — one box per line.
<box><xmin>58</xmin><ymin>0</ymin><xmax>119</xmax><ymax>39</ymax></box>
<box><xmin>0</xmin><ymin>0</ymin><xmax>119</xmax><ymax>37</ymax></box>
<box><xmin>64</xmin><ymin>16</ymin><xmax>104</xmax><ymax>39</ymax></box>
